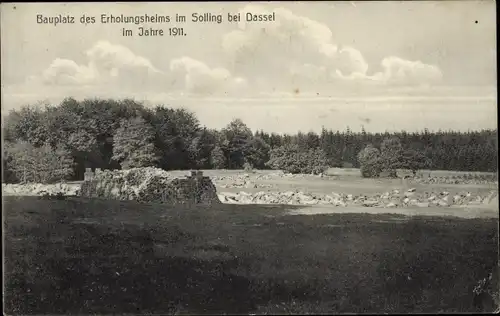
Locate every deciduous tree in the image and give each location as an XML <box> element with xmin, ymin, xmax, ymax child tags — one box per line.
<box><xmin>112</xmin><ymin>117</ymin><xmax>160</xmax><ymax>169</ymax></box>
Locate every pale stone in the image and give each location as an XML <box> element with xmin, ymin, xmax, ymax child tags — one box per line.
<box><xmin>416</xmin><ymin>202</ymin><xmax>430</xmax><ymax>208</ymax></box>
<box><xmin>363</xmin><ymin>200</ymin><xmax>379</xmax><ymax>207</ymax></box>
<box><xmin>437</xmin><ymin>200</ymin><xmax>448</xmax><ymax>207</ymax></box>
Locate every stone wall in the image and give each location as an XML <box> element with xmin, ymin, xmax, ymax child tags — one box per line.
<box><xmin>79</xmin><ymin>168</ymin><xmax>220</xmax><ymax>205</ymax></box>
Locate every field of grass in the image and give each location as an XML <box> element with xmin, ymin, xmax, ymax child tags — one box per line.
<box><xmin>4</xmin><ymin>196</ymin><xmax>499</xmax><ymax>314</ymax></box>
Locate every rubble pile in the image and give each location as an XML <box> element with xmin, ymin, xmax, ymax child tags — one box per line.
<box><xmin>218</xmin><ymin>188</ymin><xmax>499</xmax><ymax>208</ymax></box>
<box><xmin>411</xmin><ymin>176</ymin><xmax>498</xmax><ymax>185</ymax></box>
<box><xmin>212</xmin><ymin>171</ymin><xmax>317</xmax><ymax>182</ymax></box>
<box><xmin>213</xmin><ymin>173</ymin><xmax>276</xmax><ymax>189</ymax></box>
<box><xmin>2</xmin><ymin>183</ymin><xmax>80</xmax><ymax>196</ymax></box>
<box><xmin>79</xmin><ymin>168</ymin><xmax>220</xmax><ymax>205</ymax></box>
<box><xmin>80</xmin><ymin>167</ymin><xmax>169</xmax><ymax>201</ymax></box>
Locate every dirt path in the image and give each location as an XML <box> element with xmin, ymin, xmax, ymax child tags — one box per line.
<box><xmin>286</xmin><ymin>204</ymin><xmax>499</xmax><ymax>219</ymax></box>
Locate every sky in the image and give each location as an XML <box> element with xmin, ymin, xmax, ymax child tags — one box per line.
<box><xmin>1</xmin><ymin>1</ymin><xmax>497</xmax><ymax>134</ymax></box>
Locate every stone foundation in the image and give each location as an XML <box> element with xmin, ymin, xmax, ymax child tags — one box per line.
<box><xmin>79</xmin><ymin>168</ymin><xmax>220</xmax><ymax>205</ymax></box>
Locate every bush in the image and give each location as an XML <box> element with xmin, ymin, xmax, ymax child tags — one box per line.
<box><xmin>360</xmin><ymin>157</ymin><xmax>383</xmax><ymax>178</ymax></box>
<box><xmin>358</xmin><ymin>142</ymin><xmax>431</xmax><ymax>178</ymax></box>
<box><xmin>2</xmin><ymin>142</ymin><xmax>17</xmax><ymax>183</ymax></box>
<box><xmin>266</xmin><ymin>145</ymin><xmax>329</xmax><ymax>174</ymax></box>
<box><xmin>358</xmin><ymin>145</ymin><xmax>382</xmax><ymax>178</ymax></box>
<box><xmin>6</xmin><ymin>141</ymin><xmax>74</xmax><ymax>183</ymax></box>
<box><xmin>307</xmin><ymin>148</ymin><xmax>330</xmax><ymax>174</ymax></box>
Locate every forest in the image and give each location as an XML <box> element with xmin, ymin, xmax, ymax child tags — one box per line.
<box><xmin>2</xmin><ymin>98</ymin><xmax>498</xmax><ymax>183</ymax></box>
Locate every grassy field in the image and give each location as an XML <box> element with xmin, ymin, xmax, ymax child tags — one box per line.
<box><xmin>3</xmin><ymin>196</ymin><xmax>499</xmax><ymax>314</ymax></box>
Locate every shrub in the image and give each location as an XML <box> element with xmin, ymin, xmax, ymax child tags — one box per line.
<box><xmin>266</xmin><ymin>145</ymin><xmax>329</xmax><ymax>174</ymax></box>
<box><xmin>358</xmin><ymin>142</ymin><xmax>430</xmax><ymax>178</ymax></box>
<box><xmin>360</xmin><ymin>157</ymin><xmax>384</xmax><ymax>178</ymax></box>
<box><xmin>306</xmin><ymin>148</ymin><xmax>330</xmax><ymax>174</ymax></box>
<box><xmin>6</xmin><ymin>141</ymin><xmax>74</xmax><ymax>183</ymax></box>
<box><xmin>2</xmin><ymin>142</ymin><xmax>17</xmax><ymax>183</ymax></box>
<box><xmin>358</xmin><ymin>145</ymin><xmax>383</xmax><ymax>178</ymax></box>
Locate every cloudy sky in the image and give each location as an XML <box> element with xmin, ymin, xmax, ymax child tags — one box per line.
<box><xmin>1</xmin><ymin>2</ymin><xmax>497</xmax><ymax>133</ymax></box>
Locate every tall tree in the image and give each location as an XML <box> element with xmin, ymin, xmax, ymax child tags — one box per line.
<box><xmin>305</xmin><ymin>131</ymin><xmax>320</xmax><ymax>149</ymax></box>
<box><xmin>187</xmin><ymin>128</ymin><xmax>216</xmax><ymax>169</ymax></box>
<box><xmin>379</xmin><ymin>136</ymin><xmax>404</xmax><ymax>173</ymax></box>
<box><xmin>4</xmin><ymin>105</ymin><xmax>49</xmax><ymax>146</ymax></box>
<box><xmin>112</xmin><ymin>117</ymin><xmax>160</xmax><ymax>169</ymax></box>
<box><xmin>221</xmin><ymin>118</ymin><xmax>253</xmax><ymax>169</ymax></box>
<box><xmin>244</xmin><ymin>136</ymin><xmax>271</xmax><ymax>169</ymax></box>
<box><xmin>5</xmin><ymin>141</ymin><xmax>74</xmax><ymax>183</ymax></box>
<box><xmin>210</xmin><ymin>145</ymin><xmax>226</xmax><ymax>169</ymax></box>
<box><xmin>151</xmin><ymin>106</ymin><xmax>201</xmax><ymax>170</ymax></box>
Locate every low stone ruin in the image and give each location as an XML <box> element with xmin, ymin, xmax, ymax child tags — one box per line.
<box><xmin>79</xmin><ymin>168</ymin><xmax>221</xmax><ymax>205</ymax></box>
<box><xmin>212</xmin><ymin>173</ymin><xmax>277</xmax><ymax>189</ymax></box>
<box><xmin>218</xmin><ymin>188</ymin><xmax>499</xmax><ymax>208</ymax></box>
<box><xmin>410</xmin><ymin>176</ymin><xmax>498</xmax><ymax>185</ymax></box>
<box><xmin>2</xmin><ymin>183</ymin><xmax>81</xmax><ymax>196</ymax></box>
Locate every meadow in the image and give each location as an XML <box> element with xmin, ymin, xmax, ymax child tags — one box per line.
<box><xmin>3</xmin><ymin>177</ymin><xmax>499</xmax><ymax>314</ymax></box>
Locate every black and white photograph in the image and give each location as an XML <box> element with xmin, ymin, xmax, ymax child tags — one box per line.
<box><xmin>2</xmin><ymin>1</ymin><xmax>498</xmax><ymax>314</ymax></box>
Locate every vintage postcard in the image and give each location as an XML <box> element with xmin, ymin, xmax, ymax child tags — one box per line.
<box><xmin>2</xmin><ymin>1</ymin><xmax>498</xmax><ymax>314</ymax></box>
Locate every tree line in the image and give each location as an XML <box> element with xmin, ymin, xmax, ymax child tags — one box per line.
<box><xmin>2</xmin><ymin>98</ymin><xmax>497</xmax><ymax>183</ymax></box>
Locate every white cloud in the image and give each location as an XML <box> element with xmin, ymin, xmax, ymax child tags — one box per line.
<box><xmin>86</xmin><ymin>41</ymin><xmax>162</xmax><ymax>84</ymax></box>
<box><xmin>31</xmin><ymin>41</ymin><xmax>248</xmax><ymax>97</ymax></box>
<box><xmin>35</xmin><ymin>41</ymin><xmax>163</xmax><ymax>89</ymax></box>
<box><xmin>170</xmin><ymin>56</ymin><xmax>248</xmax><ymax>95</ymax></box>
<box><xmin>336</xmin><ymin>47</ymin><xmax>369</xmax><ymax>77</ymax></box>
<box><xmin>375</xmin><ymin>56</ymin><xmax>443</xmax><ymax>85</ymax></box>
<box><xmin>222</xmin><ymin>5</ymin><xmax>345</xmax><ymax>91</ymax></box>
<box><xmin>221</xmin><ymin>5</ymin><xmax>442</xmax><ymax>90</ymax></box>
<box><xmin>41</xmin><ymin>58</ymin><xmax>97</xmax><ymax>85</ymax></box>
<box><xmin>85</xmin><ymin>40</ymin><xmax>161</xmax><ymax>76</ymax></box>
